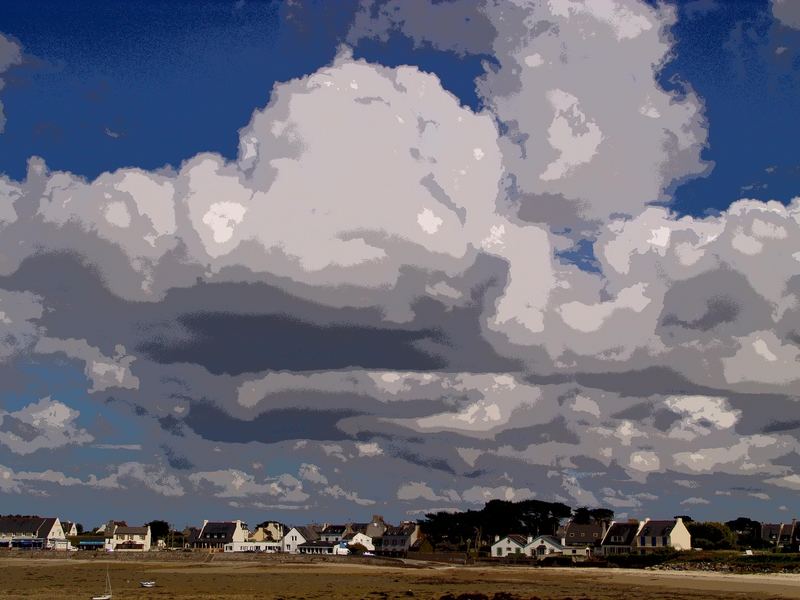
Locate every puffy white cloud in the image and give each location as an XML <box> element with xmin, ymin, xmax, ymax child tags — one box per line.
<box><xmin>478</xmin><ymin>0</ymin><xmax>708</xmax><ymax>222</ymax></box>
<box><xmin>397</xmin><ymin>481</ymin><xmax>461</xmax><ymax>503</ymax></box>
<box><xmin>87</xmin><ymin>462</ymin><xmax>185</xmax><ymax>497</ymax></box>
<box><xmin>0</xmin><ymin>464</ymin><xmax>83</xmax><ymax>494</ymax></box>
<box><xmin>321</xmin><ymin>484</ymin><xmax>376</xmax><ymax>506</ymax></box>
<box><xmin>0</xmin><ymin>397</ymin><xmax>93</xmax><ymax>455</ymax></box>
<box><xmin>2</xmin><ymin>53</ymin><xmax>524</xmax><ymax>324</ymax></box>
<box><xmin>189</xmin><ymin>469</ymin><xmax>308</xmax><ymax>502</ymax></box>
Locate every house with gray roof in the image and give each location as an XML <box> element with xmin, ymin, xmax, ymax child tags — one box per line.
<box><xmin>0</xmin><ymin>515</ymin><xmax>66</xmax><ymax>549</ymax></box>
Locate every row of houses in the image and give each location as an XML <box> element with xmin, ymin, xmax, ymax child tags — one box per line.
<box><xmin>492</xmin><ymin>517</ymin><xmax>692</xmax><ymax>559</ymax></box>
<box><xmin>0</xmin><ymin>516</ymin><xmax>151</xmax><ymax>551</ymax></box>
<box><xmin>4</xmin><ymin>513</ymin><xmax>799</xmax><ymax>557</ymax></box>
<box><xmin>189</xmin><ymin>515</ymin><xmax>420</xmax><ymax>556</ymax></box>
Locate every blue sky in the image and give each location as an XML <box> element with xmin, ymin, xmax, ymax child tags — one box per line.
<box><xmin>2</xmin><ymin>0</ymin><xmax>800</xmax><ymax>527</ymax></box>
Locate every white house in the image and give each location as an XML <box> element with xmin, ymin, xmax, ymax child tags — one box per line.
<box><xmin>0</xmin><ymin>516</ymin><xmax>66</xmax><ymax>549</ymax></box>
<box><xmin>109</xmin><ymin>525</ymin><xmax>151</xmax><ymax>551</ymax></box>
<box><xmin>524</xmin><ymin>535</ymin><xmax>590</xmax><ymax>559</ymax></box>
<box><xmin>344</xmin><ymin>531</ymin><xmax>375</xmax><ymax>551</ymax></box>
<box><xmin>282</xmin><ymin>526</ymin><xmax>318</xmax><ymax>554</ymax></box>
<box><xmin>491</xmin><ymin>534</ymin><xmax>527</xmax><ymax>557</ymax></box>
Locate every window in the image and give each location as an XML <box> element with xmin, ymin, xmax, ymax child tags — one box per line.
<box><xmin>580</xmin><ymin>533</ymin><xmax>585</xmax><ymax>537</ymax></box>
<box><xmin>569</xmin><ymin>533</ymin><xmax>575</xmax><ymax>537</ymax></box>
<box><xmin>496</xmin><ymin>548</ymin><xmax>502</xmax><ymax>556</ymax></box>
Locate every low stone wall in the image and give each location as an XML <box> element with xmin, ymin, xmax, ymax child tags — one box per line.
<box><xmin>0</xmin><ymin>548</ymin><xmax>402</xmax><ymax>566</ymax></box>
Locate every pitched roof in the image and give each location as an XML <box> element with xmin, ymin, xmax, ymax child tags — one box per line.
<box><xmin>384</xmin><ymin>523</ymin><xmax>417</xmax><ymax>537</ymax></box>
<box><xmin>0</xmin><ymin>516</ymin><xmax>56</xmax><ymax>537</ymax></box>
<box><xmin>293</xmin><ymin>526</ymin><xmax>320</xmax><ymax>541</ymax></box>
<box><xmin>321</xmin><ymin>525</ymin><xmax>347</xmax><ymax>535</ymax></box>
<box><xmin>199</xmin><ymin>521</ymin><xmax>237</xmax><ymax>542</ymax></box>
<box><xmin>564</xmin><ymin>522</ymin><xmax>605</xmax><ymax>539</ymax></box>
<box><xmin>602</xmin><ymin>522</ymin><xmax>639</xmax><ymax>546</ymax></box>
<box><xmin>114</xmin><ymin>526</ymin><xmax>149</xmax><ymax>535</ymax></box>
<box><xmin>529</xmin><ymin>535</ymin><xmax>564</xmax><ymax>549</ymax></box>
<box><xmin>494</xmin><ymin>534</ymin><xmax>527</xmax><ymax>547</ymax></box>
<box><xmin>638</xmin><ymin>520</ymin><xmax>676</xmax><ymax>537</ymax></box>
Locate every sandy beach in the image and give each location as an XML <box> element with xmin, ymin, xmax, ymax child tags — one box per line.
<box><xmin>2</xmin><ymin>557</ymin><xmax>800</xmax><ymax>599</ymax></box>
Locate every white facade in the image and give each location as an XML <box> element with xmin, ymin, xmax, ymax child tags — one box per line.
<box><xmin>347</xmin><ymin>532</ymin><xmax>374</xmax><ymax>551</ymax></box>
<box><xmin>282</xmin><ymin>527</ymin><xmax>308</xmax><ymax>554</ymax></box>
<box><xmin>108</xmin><ymin>526</ymin><xmax>152</xmax><ymax>551</ymax></box>
<box><xmin>524</xmin><ymin>535</ymin><xmax>590</xmax><ymax>559</ymax></box>
<box><xmin>224</xmin><ymin>541</ymin><xmax>282</xmax><ymax>553</ymax></box>
<box><xmin>0</xmin><ymin>517</ymin><xmax>65</xmax><ymax>549</ymax></box>
<box><xmin>491</xmin><ymin>535</ymin><xmax>526</xmax><ymax>557</ymax></box>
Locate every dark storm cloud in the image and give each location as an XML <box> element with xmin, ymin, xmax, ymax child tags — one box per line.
<box><xmin>183</xmin><ymin>403</ymin><xmax>360</xmax><ymax>444</ymax></box>
<box><xmin>138</xmin><ymin>311</ymin><xmax>446</xmax><ymax>374</ymax></box>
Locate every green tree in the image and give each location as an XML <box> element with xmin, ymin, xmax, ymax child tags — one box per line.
<box><xmin>146</xmin><ymin>520</ymin><xmax>170</xmax><ymax>543</ymax></box>
<box><xmin>725</xmin><ymin>517</ymin><xmax>767</xmax><ymax>549</ymax></box>
<box><xmin>687</xmin><ymin>521</ymin><xmax>736</xmax><ymax>550</ymax></box>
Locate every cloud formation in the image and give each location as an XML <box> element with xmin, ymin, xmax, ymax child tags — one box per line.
<box><xmin>0</xmin><ymin>0</ymin><xmax>798</xmax><ymax>523</ymax></box>
<box><xmin>0</xmin><ymin>33</ymin><xmax>22</xmax><ymax>133</ymax></box>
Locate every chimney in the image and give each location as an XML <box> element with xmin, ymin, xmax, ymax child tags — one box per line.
<box><xmin>494</xmin><ymin>535</ymin><xmax>500</xmax><ymax>542</ymax></box>
<box><xmin>527</xmin><ymin>535</ymin><xmax>533</xmax><ymax>544</ymax></box>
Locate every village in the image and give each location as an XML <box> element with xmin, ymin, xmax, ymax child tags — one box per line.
<box><xmin>2</xmin><ymin>504</ymin><xmax>799</xmax><ymax>562</ymax></box>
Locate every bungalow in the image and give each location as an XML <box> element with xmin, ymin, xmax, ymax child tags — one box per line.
<box><xmin>224</xmin><ymin>540</ymin><xmax>282</xmax><ymax>553</ymax></box>
<box><xmin>491</xmin><ymin>534</ymin><xmax>528</xmax><ymax>557</ymax></box>
<box><xmin>193</xmin><ymin>520</ymin><xmax>248</xmax><ymax>550</ymax></box>
<box><xmin>525</xmin><ymin>535</ymin><xmax>590</xmax><ymax>559</ymax></box>
<box><xmin>109</xmin><ymin>525</ymin><xmax>151</xmax><ymax>551</ymax></box>
<box><xmin>0</xmin><ymin>515</ymin><xmax>66</xmax><ymax>550</ymax></box>
<box><xmin>298</xmin><ymin>540</ymin><xmax>350</xmax><ymax>555</ymax></box>
<box><xmin>599</xmin><ymin>521</ymin><xmax>640</xmax><ymax>556</ymax></box>
<box><xmin>634</xmin><ymin>518</ymin><xmax>691</xmax><ymax>553</ymax></box>
<box><xmin>282</xmin><ymin>526</ymin><xmax>320</xmax><ymax>554</ymax></box>
<box><xmin>375</xmin><ymin>522</ymin><xmax>419</xmax><ymax>557</ymax></box>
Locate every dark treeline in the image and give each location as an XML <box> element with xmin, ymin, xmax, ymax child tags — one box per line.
<box><xmin>419</xmin><ymin>499</ymin><xmax>612</xmax><ymax>551</ymax></box>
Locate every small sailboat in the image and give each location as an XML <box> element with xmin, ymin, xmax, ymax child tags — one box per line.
<box><xmin>139</xmin><ymin>580</ymin><xmax>156</xmax><ymax>588</ymax></box>
<box><xmin>91</xmin><ymin>567</ymin><xmax>112</xmax><ymax>599</ymax></box>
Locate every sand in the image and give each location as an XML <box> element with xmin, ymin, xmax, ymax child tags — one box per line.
<box><xmin>1</xmin><ymin>557</ymin><xmax>800</xmax><ymax>599</ymax></box>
